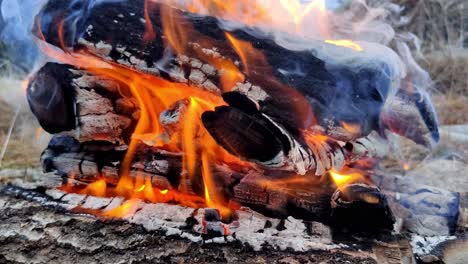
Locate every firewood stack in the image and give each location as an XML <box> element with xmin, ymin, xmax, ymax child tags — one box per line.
<box><xmin>25</xmin><ymin>0</ymin><xmax>441</xmax><ymax>232</ymax></box>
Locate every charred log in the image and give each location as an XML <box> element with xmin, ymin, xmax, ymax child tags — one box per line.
<box><xmin>27</xmin><ymin>63</ymin><xmax>76</xmax><ymax>133</ymax></box>
<box><xmin>40</xmin><ymin>134</ymin><xmax>395</xmax><ymax>232</ymax></box>
<box><xmin>28</xmin><ymin>62</ymin><xmax>390</xmax><ymax>175</ymax></box>
<box><xmin>331</xmin><ymin>184</ymin><xmax>395</xmax><ymax>232</ymax></box>
<box><xmin>34</xmin><ymin>0</ymin><xmax>438</xmax><ymax>152</ymax></box>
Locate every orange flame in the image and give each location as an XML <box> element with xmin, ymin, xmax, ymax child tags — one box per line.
<box><xmin>79</xmin><ymin>179</ymin><xmax>107</xmax><ymax>197</ymax></box>
<box><xmin>341</xmin><ymin>121</ymin><xmax>361</xmax><ymax>135</ymax></box>
<box><xmin>180</xmin><ymin>0</ymin><xmax>329</xmax><ymax>36</ymax></box>
<box><xmin>143</xmin><ymin>0</ymin><xmax>157</xmax><ymax>43</ymax></box>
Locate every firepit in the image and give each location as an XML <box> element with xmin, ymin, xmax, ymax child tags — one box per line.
<box><xmin>1</xmin><ymin>0</ymin><xmax>466</xmax><ymax>263</ymax></box>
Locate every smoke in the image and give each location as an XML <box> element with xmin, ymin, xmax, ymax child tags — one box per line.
<box><xmin>0</xmin><ymin>0</ymin><xmax>430</xmax><ymax>93</ymax></box>
<box><xmin>0</xmin><ymin>0</ymin><xmax>48</xmax><ymax>71</ymax></box>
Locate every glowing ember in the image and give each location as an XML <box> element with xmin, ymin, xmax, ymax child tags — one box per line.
<box><xmin>403</xmin><ymin>163</ymin><xmax>410</xmax><ymax>171</ymax></box>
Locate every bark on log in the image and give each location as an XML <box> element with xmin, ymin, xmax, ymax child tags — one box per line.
<box><xmin>0</xmin><ymin>182</ymin><xmax>412</xmax><ymax>264</ymax></box>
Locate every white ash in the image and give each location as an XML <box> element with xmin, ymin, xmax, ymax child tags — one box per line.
<box><xmin>411</xmin><ymin>235</ymin><xmax>456</xmax><ymax>256</ymax></box>
<box><xmin>104</xmin><ymin>197</ymin><xmax>126</xmax><ymax>211</ymax></box>
<box><xmin>71</xmin><ymin>71</ymin><xmax>122</xmax><ymax>94</ymax></box>
<box><xmin>40</xmin><ymin>189</ymin><xmax>342</xmax><ymax>252</ymax></box>
<box><xmin>58</xmin><ymin>193</ymin><xmax>87</xmax><ymax>210</ymax></box>
<box><xmin>168</xmin><ymin>66</ymin><xmax>188</xmax><ymax>83</ymax></box>
<box><xmin>77</xmin><ymin>113</ymin><xmax>131</xmax><ymax>144</ymax></box>
<box><xmin>189</xmin><ymin>58</ymin><xmax>203</xmax><ymax>69</ymax></box>
<box><xmin>188</xmin><ymin>69</ymin><xmax>207</xmax><ymax>85</ymax></box>
<box><xmin>233</xmin><ymin>82</ymin><xmax>269</xmax><ymax>103</ymax></box>
<box><xmin>202</xmin><ymin>80</ymin><xmax>220</xmax><ymax>93</ymax></box>
<box><xmin>201</xmin><ymin>64</ymin><xmax>216</xmax><ymax>76</ymax></box>
<box><xmin>129</xmin><ymin>56</ymin><xmax>149</xmax><ymax>69</ymax></box>
<box><xmin>82</xmin><ymin>196</ymin><xmax>114</xmax><ymax>210</ymax></box>
<box><xmin>177</xmin><ymin>55</ymin><xmax>190</xmax><ymax>64</ymax></box>
<box><xmin>78</xmin><ymin>38</ymin><xmax>113</xmax><ymax>58</ymax></box>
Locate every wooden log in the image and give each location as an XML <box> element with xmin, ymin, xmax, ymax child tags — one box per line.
<box><xmin>27</xmin><ymin>63</ymin><xmax>132</xmax><ymax>144</ymax></box>
<box><xmin>29</xmin><ymin>62</ymin><xmax>389</xmax><ymax>176</ymax></box>
<box><xmin>40</xmin><ymin>134</ymin><xmax>395</xmax><ymax>232</ymax></box>
<box><xmin>33</xmin><ymin>0</ymin><xmax>439</xmax><ymax>168</ymax></box>
<box><xmin>0</xmin><ymin>183</ymin><xmax>408</xmax><ymax>264</ymax></box>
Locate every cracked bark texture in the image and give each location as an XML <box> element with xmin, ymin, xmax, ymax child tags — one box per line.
<box><xmin>0</xmin><ymin>194</ymin><xmax>379</xmax><ymax>264</ymax></box>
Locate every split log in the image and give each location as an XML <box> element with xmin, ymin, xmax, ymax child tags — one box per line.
<box><xmin>40</xmin><ymin>133</ymin><xmax>394</xmax><ymax>232</ymax></box>
<box><xmin>33</xmin><ymin>0</ymin><xmax>439</xmax><ymax>173</ymax></box>
<box><xmin>27</xmin><ymin>63</ymin><xmax>133</xmax><ymax>144</ymax></box>
<box><xmin>28</xmin><ymin>62</ymin><xmax>389</xmax><ymax>176</ymax></box>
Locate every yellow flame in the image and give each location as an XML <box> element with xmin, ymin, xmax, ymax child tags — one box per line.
<box><xmin>325</xmin><ymin>39</ymin><xmax>363</xmax><ymax>51</ymax></box>
<box><xmin>160</xmin><ymin>189</ymin><xmax>169</xmax><ymax>195</ymax></box>
<box><xmin>135</xmin><ymin>184</ymin><xmax>146</xmax><ymax>192</ymax></box>
<box><xmin>329</xmin><ymin>170</ymin><xmax>363</xmax><ymax>189</ymax></box>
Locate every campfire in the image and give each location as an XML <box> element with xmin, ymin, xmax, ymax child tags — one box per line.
<box><xmin>24</xmin><ymin>0</ymin><xmax>442</xmax><ymax>232</ymax></box>
<box><xmin>5</xmin><ymin>0</ymin><xmax>465</xmax><ymax>259</ymax></box>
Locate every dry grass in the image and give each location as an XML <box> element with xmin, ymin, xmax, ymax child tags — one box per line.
<box><xmin>418</xmin><ymin>50</ymin><xmax>468</xmax><ymax>96</ymax></box>
<box><xmin>391</xmin><ymin>0</ymin><xmax>468</xmax><ymax>124</ymax></box>
<box><xmin>0</xmin><ymin>78</ymin><xmax>47</xmax><ymax>169</ymax></box>
<box><xmin>394</xmin><ymin>0</ymin><xmax>467</xmax><ymax>52</ymax></box>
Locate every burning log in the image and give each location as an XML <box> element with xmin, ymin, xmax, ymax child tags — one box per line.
<box><xmin>29</xmin><ymin>62</ymin><xmax>390</xmax><ymax>178</ymax></box>
<box><xmin>40</xmin><ymin>132</ymin><xmax>395</xmax><ymax>231</ymax></box>
<box><xmin>32</xmin><ymin>0</ymin><xmax>438</xmax><ymax>175</ymax></box>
